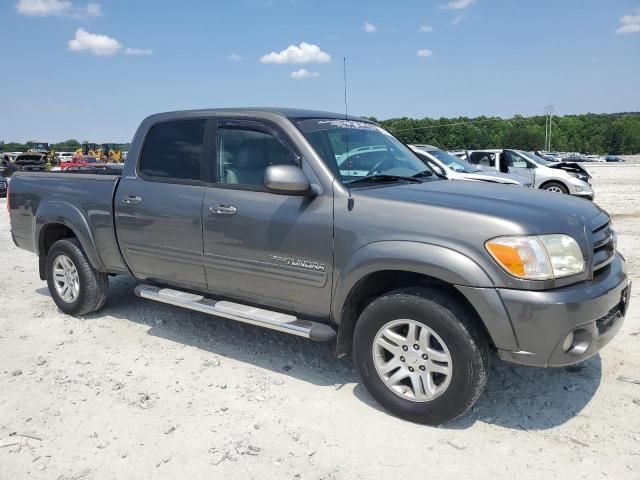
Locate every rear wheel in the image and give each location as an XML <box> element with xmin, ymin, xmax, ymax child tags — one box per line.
<box><xmin>353</xmin><ymin>287</ymin><xmax>489</xmax><ymax>424</ymax></box>
<box><xmin>542</xmin><ymin>181</ymin><xmax>569</xmax><ymax>194</ymax></box>
<box><xmin>46</xmin><ymin>238</ymin><xmax>108</xmax><ymax>316</ymax></box>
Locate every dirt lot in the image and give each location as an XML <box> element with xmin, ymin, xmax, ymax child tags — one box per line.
<box><xmin>1</xmin><ymin>165</ymin><xmax>639</xmax><ymax>480</ymax></box>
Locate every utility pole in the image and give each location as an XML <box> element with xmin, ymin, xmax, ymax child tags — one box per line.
<box><xmin>544</xmin><ymin>105</ymin><xmax>554</xmax><ymax>151</ymax></box>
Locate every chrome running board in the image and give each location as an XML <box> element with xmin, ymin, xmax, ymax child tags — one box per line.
<box><xmin>134</xmin><ymin>284</ymin><xmax>336</xmax><ymax>341</ymax></box>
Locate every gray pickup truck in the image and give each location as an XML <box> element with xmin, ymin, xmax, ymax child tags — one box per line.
<box><xmin>8</xmin><ymin>108</ymin><xmax>631</xmax><ymax>424</ymax></box>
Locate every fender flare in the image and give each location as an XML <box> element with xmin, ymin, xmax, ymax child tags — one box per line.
<box><xmin>34</xmin><ymin>201</ymin><xmax>106</xmax><ymax>274</ymax></box>
<box><xmin>331</xmin><ymin>241</ymin><xmax>519</xmax><ymax>355</ymax></box>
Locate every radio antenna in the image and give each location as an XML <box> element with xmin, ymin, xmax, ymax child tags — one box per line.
<box><xmin>343</xmin><ymin>56</ymin><xmax>354</xmax><ymax>209</ymax></box>
<box><xmin>343</xmin><ymin>56</ymin><xmax>349</xmax><ymax>119</ymax></box>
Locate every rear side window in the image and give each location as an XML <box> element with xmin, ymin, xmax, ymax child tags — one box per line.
<box><xmin>469</xmin><ymin>152</ymin><xmax>495</xmax><ymax>167</ymax></box>
<box><xmin>140</xmin><ymin>119</ymin><xmax>206</xmax><ymax>181</ymax></box>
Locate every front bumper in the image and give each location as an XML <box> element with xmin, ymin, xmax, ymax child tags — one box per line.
<box><xmin>497</xmin><ymin>254</ymin><xmax>630</xmax><ymax>367</ymax></box>
<box><xmin>568</xmin><ymin>178</ymin><xmax>594</xmax><ymax>200</ymax></box>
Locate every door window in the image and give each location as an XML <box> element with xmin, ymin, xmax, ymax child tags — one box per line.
<box><xmin>469</xmin><ymin>152</ymin><xmax>495</xmax><ymax>167</ymax></box>
<box><xmin>217</xmin><ymin>124</ymin><xmax>297</xmax><ymax>187</ymax></box>
<box><xmin>505</xmin><ymin>151</ymin><xmax>529</xmax><ymax>169</ymax></box>
<box><xmin>139</xmin><ymin>119</ymin><xmax>206</xmax><ymax>181</ymax></box>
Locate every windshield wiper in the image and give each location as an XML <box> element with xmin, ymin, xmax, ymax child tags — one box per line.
<box><xmin>411</xmin><ymin>169</ymin><xmax>433</xmax><ymax>178</ymax></box>
<box><xmin>347</xmin><ymin>174</ymin><xmax>423</xmax><ymax>185</ymax></box>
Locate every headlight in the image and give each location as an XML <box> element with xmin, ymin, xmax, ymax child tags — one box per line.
<box><xmin>486</xmin><ymin>234</ymin><xmax>585</xmax><ymax>280</ymax></box>
<box><xmin>569</xmin><ymin>172</ymin><xmax>589</xmax><ymax>182</ymax></box>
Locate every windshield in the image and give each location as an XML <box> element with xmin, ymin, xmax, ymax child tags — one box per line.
<box><xmin>520</xmin><ymin>150</ymin><xmax>551</xmax><ymax>166</ymax></box>
<box><xmin>296</xmin><ymin>119</ymin><xmax>429</xmax><ymax>184</ymax></box>
<box><xmin>427</xmin><ymin>150</ymin><xmax>479</xmax><ymax>173</ymax></box>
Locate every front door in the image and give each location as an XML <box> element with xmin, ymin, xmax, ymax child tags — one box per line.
<box><xmin>504</xmin><ymin>150</ymin><xmax>535</xmax><ymax>184</ymax></box>
<box><xmin>202</xmin><ymin>119</ymin><xmax>334</xmax><ymax>318</ymax></box>
<box><xmin>115</xmin><ymin>118</ymin><xmax>210</xmax><ymax>290</ymax></box>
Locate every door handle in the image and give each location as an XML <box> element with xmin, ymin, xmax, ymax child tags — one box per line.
<box><xmin>122</xmin><ymin>195</ymin><xmax>142</xmax><ymax>205</ymax></box>
<box><xmin>210</xmin><ymin>205</ymin><xmax>237</xmax><ymax>215</ymax></box>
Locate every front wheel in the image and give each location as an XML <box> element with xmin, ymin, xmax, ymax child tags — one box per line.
<box><xmin>541</xmin><ymin>181</ymin><xmax>569</xmax><ymax>194</ymax></box>
<box><xmin>46</xmin><ymin>238</ymin><xmax>108</xmax><ymax>316</ymax></box>
<box><xmin>353</xmin><ymin>287</ymin><xmax>489</xmax><ymax>424</ymax></box>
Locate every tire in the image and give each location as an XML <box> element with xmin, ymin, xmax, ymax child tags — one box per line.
<box><xmin>541</xmin><ymin>181</ymin><xmax>569</xmax><ymax>194</ymax></box>
<box><xmin>353</xmin><ymin>287</ymin><xmax>489</xmax><ymax>425</ymax></box>
<box><xmin>46</xmin><ymin>238</ymin><xmax>108</xmax><ymax>316</ymax></box>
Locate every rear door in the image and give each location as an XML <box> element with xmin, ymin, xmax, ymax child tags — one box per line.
<box><xmin>468</xmin><ymin>151</ymin><xmax>497</xmax><ymax>172</ymax></box>
<box><xmin>115</xmin><ymin>118</ymin><xmax>212</xmax><ymax>290</ymax></box>
<box><xmin>202</xmin><ymin>118</ymin><xmax>334</xmax><ymax>318</ymax></box>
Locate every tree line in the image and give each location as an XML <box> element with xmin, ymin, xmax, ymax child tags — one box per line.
<box><xmin>2</xmin><ymin>112</ymin><xmax>639</xmax><ymax>155</ymax></box>
<box><xmin>374</xmin><ymin>112</ymin><xmax>640</xmax><ymax>154</ymax></box>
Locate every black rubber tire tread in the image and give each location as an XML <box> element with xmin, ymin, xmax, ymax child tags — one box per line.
<box><xmin>353</xmin><ymin>287</ymin><xmax>490</xmax><ymax>425</ymax></box>
<box><xmin>541</xmin><ymin>181</ymin><xmax>569</xmax><ymax>194</ymax></box>
<box><xmin>46</xmin><ymin>238</ymin><xmax>108</xmax><ymax>316</ymax></box>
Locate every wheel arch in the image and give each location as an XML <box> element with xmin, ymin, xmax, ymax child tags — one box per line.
<box><xmin>332</xmin><ymin>241</ymin><xmax>517</xmax><ymax>356</ymax></box>
<box><xmin>35</xmin><ymin>201</ymin><xmax>106</xmax><ymax>280</ymax></box>
<box><xmin>539</xmin><ymin>179</ymin><xmax>569</xmax><ymax>192</ymax></box>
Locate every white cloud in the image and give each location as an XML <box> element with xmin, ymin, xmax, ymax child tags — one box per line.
<box><xmin>616</xmin><ymin>12</ymin><xmax>640</xmax><ymax>34</ymax></box>
<box><xmin>440</xmin><ymin>0</ymin><xmax>475</xmax><ymax>10</ymax></box>
<box><xmin>451</xmin><ymin>14</ymin><xmax>465</xmax><ymax>26</ymax></box>
<box><xmin>417</xmin><ymin>49</ymin><xmax>433</xmax><ymax>57</ymax></box>
<box><xmin>363</xmin><ymin>21</ymin><xmax>377</xmax><ymax>33</ymax></box>
<box><xmin>81</xmin><ymin>2</ymin><xmax>101</xmax><ymax>17</ymax></box>
<box><xmin>226</xmin><ymin>53</ymin><xmax>243</xmax><ymax>61</ymax></box>
<box><xmin>418</xmin><ymin>25</ymin><xmax>434</xmax><ymax>32</ymax></box>
<box><xmin>16</xmin><ymin>0</ymin><xmax>71</xmax><ymax>16</ymax></box>
<box><xmin>68</xmin><ymin>28</ymin><xmax>121</xmax><ymax>56</ymax></box>
<box><xmin>124</xmin><ymin>47</ymin><xmax>153</xmax><ymax>56</ymax></box>
<box><xmin>260</xmin><ymin>42</ymin><xmax>330</xmax><ymax>64</ymax></box>
<box><xmin>290</xmin><ymin>68</ymin><xmax>320</xmax><ymax>79</ymax></box>
<box><xmin>16</xmin><ymin>0</ymin><xmax>102</xmax><ymax>17</ymax></box>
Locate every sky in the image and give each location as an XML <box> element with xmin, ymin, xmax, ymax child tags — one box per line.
<box><xmin>1</xmin><ymin>0</ymin><xmax>639</xmax><ymax>142</ymax></box>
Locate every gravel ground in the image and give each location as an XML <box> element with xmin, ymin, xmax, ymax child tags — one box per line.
<box><xmin>1</xmin><ymin>165</ymin><xmax>639</xmax><ymax>479</ymax></box>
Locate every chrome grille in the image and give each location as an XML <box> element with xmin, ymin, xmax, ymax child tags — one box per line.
<box><xmin>592</xmin><ymin>220</ymin><xmax>615</xmax><ymax>273</ymax></box>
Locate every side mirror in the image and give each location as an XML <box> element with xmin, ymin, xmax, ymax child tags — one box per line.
<box><xmin>264</xmin><ymin>165</ymin><xmax>311</xmax><ymax>196</ymax></box>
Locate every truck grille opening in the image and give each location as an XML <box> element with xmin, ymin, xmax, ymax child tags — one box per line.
<box><xmin>592</xmin><ymin>220</ymin><xmax>615</xmax><ymax>275</ymax></box>
<box><xmin>595</xmin><ymin>304</ymin><xmax>622</xmax><ymax>335</ymax></box>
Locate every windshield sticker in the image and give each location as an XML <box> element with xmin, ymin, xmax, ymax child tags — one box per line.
<box><xmin>317</xmin><ymin>120</ymin><xmax>378</xmax><ymax>131</ymax></box>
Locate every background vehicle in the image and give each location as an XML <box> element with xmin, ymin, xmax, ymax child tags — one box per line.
<box><xmin>61</xmin><ymin>163</ymin><xmax>124</xmax><ymax>175</ymax></box>
<box><xmin>28</xmin><ymin>142</ymin><xmax>56</xmax><ymax>163</ymax></box>
<box><xmin>534</xmin><ymin>151</ymin><xmax>561</xmax><ymax>162</ymax></box>
<box><xmin>59</xmin><ymin>155</ymin><xmax>103</xmax><ymax>171</ymax></box>
<box><xmin>95</xmin><ymin>144</ymin><xmax>123</xmax><ymax>163</ymax></box>
<box><xmin>8</xmin><ymin>108</ymin><xmax>629</xmax><ymax>425</ymax></box>
<box><xmin>13</xmin><ymin>152</ymin><xmax>48</xmax><ymax>172</ymax></box>
<box><xmin>467</xmin><ymin>149</ymin><xmax>594</xmax><ymax>199</ymax></box>
<box><xmin>57</xmin><ymin>152</ymin><xmax>75</xmax><ymax>163</ymax></box>
<box><xmin>449</xmin><ymin>150</ymin><xmax>468</xmax><ymax>161</ymax></box>
<box><xmin>74</xmin><ymin>142</ymin><xmax>99</xmax><ymax>157</ymax></box>
<box><xmin>410</xmin><ymin>145</ymin><xmax>531</xmax><ymax>187</ymax></box>
<box><xmin>562</xmin><ymin>154</ymin><xmax>597</xmax><ymax>163</ymax></box>
<box><xmin>605</xmin><ymin>155</ymin><xmax>624</xmax><ymax>162</ymax></box>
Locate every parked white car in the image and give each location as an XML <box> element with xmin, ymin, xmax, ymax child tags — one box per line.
<box><xmin>409</xmin><ymin>145</ymin><xmax>532</xmax><ymax>187</ymax></box>
<box><xmin>57</xmin><ymin>152</ymin><xmax>75</xmax><ymax>163</ymax></box>
<box><xmin>466</xmin><ymin>149</ymin><xmax>594</xmax><ymax>200</ymax></box>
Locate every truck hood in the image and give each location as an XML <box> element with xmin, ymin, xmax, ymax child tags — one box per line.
<box><xmin>353</xmin><ymin>179</ymin><xmax>603</xmax><ymax>234</ymax></box>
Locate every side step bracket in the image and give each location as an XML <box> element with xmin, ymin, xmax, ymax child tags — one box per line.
<box><xmin>134</xmin><ymin>284</ymin><xmax>336</xmax><ymax>341</ymax></box>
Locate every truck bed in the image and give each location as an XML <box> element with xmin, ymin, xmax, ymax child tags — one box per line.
<box><xmin>9</xmin><ymin>172</ymin><xmax>129</xmax><ymax>274</ymax></box>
